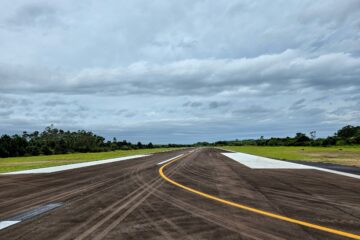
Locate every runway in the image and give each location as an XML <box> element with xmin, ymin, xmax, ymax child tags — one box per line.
<box><xmin>0</xmin><ymin>148</ymin><xmax>359</xmax><ymax>239</ymax></box>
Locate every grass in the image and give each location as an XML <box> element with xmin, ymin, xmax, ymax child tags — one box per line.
<box><xmin>0</xmin><ymin>148</ymin><xmax>182</xmax><ymax>173</ymax></box>
<box><xmin>221</xmin><ymin>146</ymin><xmax>360</xmax><ymax>167</ymax></box>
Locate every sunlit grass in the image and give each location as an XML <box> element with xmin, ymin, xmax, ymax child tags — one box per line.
<box><xmin>0</xmin><ymin>148</ymin><xmax>182</xmax><ymax>173</ymax></box>
<box><xmin>222</xmin><ymin>146</ymin><xmax>360</xmax><ymax>167</ymax></box>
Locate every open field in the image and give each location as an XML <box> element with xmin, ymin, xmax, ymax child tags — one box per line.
<box><xmin>0</xmin><ymin>148</ymin><xmax>359</xmax><ymax>239</ymax></box>
<box><xmin>0</xmin><ymin>148</ymin><xmax>182</xmax><ymax>173</ymax></box>
<box><xmin>222</xmin><ymin>146</ymin><xmax>360</xmax><ymax>167</ymax></box>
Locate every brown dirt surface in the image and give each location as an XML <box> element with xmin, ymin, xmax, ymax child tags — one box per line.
<box><xmin>0</xmin><ymin>148</ymin><xmax>359</xmax><ymax>240</ymax></box>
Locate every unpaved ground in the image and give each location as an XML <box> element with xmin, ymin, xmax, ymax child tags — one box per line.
<box><xmin>301</xmin><ymin>151</ymin><xmax>360</xmax><ymax>167</ymax></box>
<box><xmin>0</xmin><ymin>148</ymin><xmax>359</xmax><ymax>240</ymax></box>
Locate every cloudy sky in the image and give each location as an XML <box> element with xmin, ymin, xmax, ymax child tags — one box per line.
<box><xmin>1</xmin><ymin>0</ymin><xmax>360</xmax><ymax>143</ymax></box>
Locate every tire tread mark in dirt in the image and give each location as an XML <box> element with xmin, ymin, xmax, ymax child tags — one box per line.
<box><xmin>91</xmin><ymin>158</ymin><xmax>188</xmax><ymax>240</ymax></box>
<box><xmin>136</xmin><ymin>155</ymin><xmax>281</xmax><ymax>240</ymax></box>
<box><xmin>139</xmin><ymin>208</ymin><xmax>176</xmax><ymax>240</ymax></box>
<box><xmin>142</xmin><ymin>200</ymin><xmax>196</xmax><ymax>240</ymax></box>
<box><xmin>57</xmin><ymin>162</ymin><xmax>163</xmax><ymax>240</ymax></box>
<box><xmin>0</xmin><ymin>173</ymin><xmax>131</xmax><ymax>219</ymax></box>
<box><xmin>222</xmin><ymin>155</ymin><xmax>318</xmax><ymax>240</ymax></box>
<box><xmin>265</xmin><ymin>173</ymin><xmax>360</xmax><ymax>222</ymax></box>
<box><xmin>73</xmin><ymin>156</ymin><xmax>185</xmax><ymax>240</ymax></box>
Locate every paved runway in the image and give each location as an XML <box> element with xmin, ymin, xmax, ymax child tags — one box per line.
<box><xmin>0</xmin><ymin>148</ymin><xmax>359</xmax><ymax>239</ymax></box>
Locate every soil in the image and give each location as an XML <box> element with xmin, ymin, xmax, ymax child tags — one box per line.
<box><xmin>0</xmin><ymin>148</ymin><xmax>359</xmax><ymax>240</ymax></box>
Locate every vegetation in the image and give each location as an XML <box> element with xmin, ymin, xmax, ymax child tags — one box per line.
<box><xmin>0</xmin><ymin>124</ymin><xmax>359</xmax><ymax>170</ymax></box>
<box><xmin>207</xmin><ymin>125</ymin><xmax>360</xmax><ymax>147</ymax></box>
<box><xmin>222</xmin><ymin>146</ymin><xmax>360</xmax><ymax>167</ymax></box>
<box><xmin>0</xmin><ymin>125</ymin><xmax>186</xmax><ymax>158</ymax></box>
<box><xmin>0</xmin><ymin>148</ymin><xmax>180</xmax><ymax>173</ymax></box>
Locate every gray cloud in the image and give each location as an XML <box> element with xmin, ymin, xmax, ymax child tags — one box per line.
<box><xmin>209</xmin><ymin>101</ymin><xmax>230</xmax><ymax>109</ymax></box>
<box><xmin>289</xmin><ymin>98</ymin><xmax>306</xmax><ymax>111</ymax></box>
<box><xmin>6</xmin><ymin>3</ymin><xmax>60</xmax><ymax>29</ymax></box>
<box><xmin>183</xmin><ymin>101</ymin><xmax>202</xmax><ymax>108</ymax></box>
<box><xmin>0</xmin><ymin>0</ymin><xmax>360</xmax><ymax>143</ymax></box>
<box><xmin>233</xmin><ymin>105</ymin><xmax>272</xmax><ymax>116</ymax></box>
<box><xmin>44</xmin><ymin>100</ymin><xmax>70</xmax><ymax>106</ymax></box>
<box><xmin>0</xmin><ymin>110</ymin><xmax>13</xmax><ymax>117</ymax></box>
<box><xmin>1</xmin><ymin>50</ymin><xmax>360</xmax><ymax>97</ymax></box>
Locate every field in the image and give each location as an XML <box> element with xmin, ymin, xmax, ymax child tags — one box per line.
<box><xmin>0</xmin><ymin>148</ymin><xmax>182</xmax><ymax>173</ymax></box>
<box><xmin>222</xmin><ymin>146</ymin><xmax>360</xmax><ymax>167</ymax></box>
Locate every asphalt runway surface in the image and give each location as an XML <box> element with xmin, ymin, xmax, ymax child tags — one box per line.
<box><xmin>0</xmin><ymin>148</ymin><xmax>359</xmax><ymax>239</ymax></box>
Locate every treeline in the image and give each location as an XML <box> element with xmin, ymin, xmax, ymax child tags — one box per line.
<box><xmin>0</xmin><ymin>126</ymin><xmax>184</xmax><ymax>158</ymax></box>
<box><xmin>209</xmin><ymin>125</ymin><xmax>360</xmax><ymax>147</ymax></box>
<box><xmin>1</xmin><ymin>125</ymin><xmax>359</xmax><ymax>158</ymax></box>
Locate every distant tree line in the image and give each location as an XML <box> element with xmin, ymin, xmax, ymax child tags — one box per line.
<box><xmin>209</xmin><ymin>125</ymin><xmax>360</xmax><ymax>147</ymax></box>
<box><xmin>0</xmin><ymin>126</ymin><xmax>185</xmax><ymax>158</ymax></box>
<box><xmin>1</xmin><ymin>125</ymin><xmax>359</xmax><ymax>158</ymax></box>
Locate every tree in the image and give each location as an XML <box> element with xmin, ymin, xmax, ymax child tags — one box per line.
<box><xmin>310</xmin><ymin>131</ymin><xmax>316</xmax><ymax>140</ymax></box>
<box><xmin>336</xmin><ymin>125</ymin><xmax>360</xmax><ymax>144</ymax></box>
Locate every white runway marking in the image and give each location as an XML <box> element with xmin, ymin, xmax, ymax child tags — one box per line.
<box><xmin>157</xmin><ymin>154</ymin><xmax>184</xmax><ymax>165</ymax></box>
<box><xmin>2</xmin><ymin>154</ymin><xmax>149</xmax><ymax>174</ymax></box>
<box><xmin>0</xmin><ymin>203</ymin><xmax>63</xmax><ymax>231</ymax></box>
<box><xmin>222</xmin><ymin>152</ymin><xmax>360</xmax><ymax>179</ymax></box>
<box><xmin>0</xmin><ymin>221</ymin><xmax>20</xmax><ymax>230</ymax></box>
<box><xmin>222</xmin><ymin>152</ymin><xmax>314</xmax><ymax>169</ymax></box>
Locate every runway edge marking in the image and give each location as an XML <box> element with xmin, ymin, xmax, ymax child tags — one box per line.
<box><xmin>2</xmin><ymin>154</ymin><xmax>150</xmax><ymax>174</ymax></box>
<box><xmin>222</xmin><ymin>152</ymin><xmax>360</xmax><ymax>179</ymax></box>
<box><xmin>0</xmin><ymin>221</ymin><xmax>20</xmax><ymax>230</ymax></box>
<box><xmin>159</xmin><ymin>154</ymin><xmax>360</xmax><ymax>240</ymax></box>
<box><xmin>157</xmin><ymin>154</ymin><xmax>184</xmax><ymax>165</ymax></box>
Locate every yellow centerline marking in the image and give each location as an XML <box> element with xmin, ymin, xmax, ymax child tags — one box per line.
<box><xmin>159</xmin><ymin>154</ymin><xmax>360</xmax><ymax>240</ymax></box>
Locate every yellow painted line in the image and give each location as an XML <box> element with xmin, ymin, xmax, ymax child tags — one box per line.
<box><xmin>159</xmin><ymin>154</ymin><xmax>360</xmax><ymax>240</ymax></box>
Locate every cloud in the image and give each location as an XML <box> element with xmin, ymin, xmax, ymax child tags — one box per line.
<box><xmin>208</xmin><ymin>101</ymin><xmax>230</xmax><ymax>109</ymax></box>
<box><xmin>44</xmin><ymin>99</ymin><xmax>70</xmax><ymax>106</ymax></box>
<box><xmin>0</xmin><ymin>0</ymin><xmax>360</xmax><ymax>143</ymax></box>
<box><xmin>5</xmin><ymin>2</ymin><xmax>64</xmax><ymax>30</ymax></box>
<box><xmin>233</xmin><ymin>105</ymin><xmax>272</xmax><ymax>117</ymax></box>
<box><xmin>289</xmin><ymin>98</ymin><xmax>306</xmax><ymax>110</ymax></box>
<box><xmin>0</xmin><ymin>110</ymin><xmax>13</xmax><ymax>117</ymax></box>
<box><xmin>298</xmin><ymin>0</ymin><xmax>360</xmax><ymax>26</ymax></box>
<box><xmin>183</xmin><ymin>101</ymin><xmax>202</xmax><ymax>108</ymax></box>
<box><xmin>1</xmin><ymin>50</ymin><xmax>359</xmax><ymax>97</ymax></box>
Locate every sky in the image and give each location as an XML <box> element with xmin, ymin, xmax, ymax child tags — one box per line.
<box><xmin>0</xmin><ymin>0</ymin><xmax>360</xmax><ymax>143</ymax></box>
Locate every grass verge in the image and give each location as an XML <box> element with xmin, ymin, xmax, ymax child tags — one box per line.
<box><xmin>221</xmin><ymin>146</ymin><xmax>360</xmax><ymax>167</ymax></box>
<box><xmin>0</xmin><ymin>148</ymin><xmax>182</xmax><ymax>173</ymax></box>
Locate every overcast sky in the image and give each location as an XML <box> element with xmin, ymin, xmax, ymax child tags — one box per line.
<box><xmin>1</xmin><ymin>0</ymin><xmax>360</xmax><ymax>143</ymax></box>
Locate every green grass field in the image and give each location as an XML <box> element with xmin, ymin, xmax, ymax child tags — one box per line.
<box><xmin>0</xmin><ymin>148</ymin><xmax>182</xmax><ymax>173</ymax></box>
<box><xmin>222</xmin><ymin>146</ymin><xmax>360</xmax><ymax>167</ymax></box>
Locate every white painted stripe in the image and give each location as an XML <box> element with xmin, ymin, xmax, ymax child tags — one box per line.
<box><xmin>0</xmin><ymin>221</ymin><xmax>20</xmax><ymax>230</ymax></box>
<box><xmin>310</xmin><ymin>167</ymin><xmax>360</xmax><ymax>180</ymax></box>
<box><xmin>222</xmin><ymin>152</ymin><xmax>314</xmax><ymax>169</ymax></box>
<box><xmin>157</xmin><ymin>154</ymin><xmax>184</xmax><ymax>165</ymax></box>
<box><xmin>222</xmin><ymin>152</ymin><xmax>360</xmax><ymax>179</ymax></box>
<box><xmin>2</xmin><ymin>154</ymin><xmax>149</xmax><ymax>174</ymax></box>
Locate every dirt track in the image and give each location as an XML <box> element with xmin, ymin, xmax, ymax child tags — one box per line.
<box><xmin>0</xmin><ymin>148</ymin><xmax>359</xmax><ymax>239</ymax></box>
